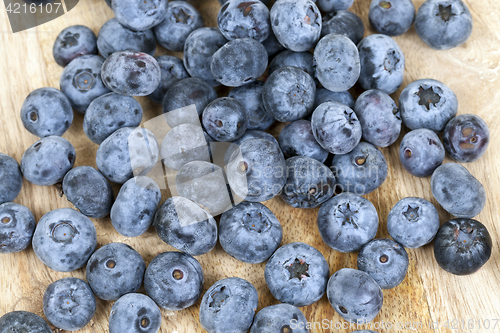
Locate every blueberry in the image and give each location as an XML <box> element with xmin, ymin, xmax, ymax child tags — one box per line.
<box><xmin>316</xmin><ymin>0</ymin><xmax>354</xmax><ymax>12</ymax></box>
<box><xmin>112</xmin><ymin>0</ymin><xmax>168</xmax><ymax>31</ymax></box>
<box><xmin>279</xmin><ymin>120</ymin><xmax>329</xmax><ymax>162</ymax></box>
<box><xmin>442</xmin><ymin>114</ymin><xmax>490</xmax><ymax>163</ymax></box>
<box><xmin>154</xmin><ymin>196</ymin><xmax>218</xmax><ymax>256</ymax></box>
<box><xmin>261</xmin><ymin>28</ymin><xmax>285</xmax><ymax>58</ymax></box>
<box><xmin>399</xmin><ymin>78</ymin><xmax>458</xmax><ymax>132</ymax></box>
<box><xmin>327</xmin><ymin>268</ymin><xmax>383</xmax><ymax>323</ymax></box>
<box><xmin>387</xmin><ymin>197</ymin><xmax>440</xmax><ymax>248</ymax></box>
<box><xmin>20</xmin><ymin>87</ymin><xmax>73</xmax><ymax>138</ymax></box>
<box><xmin>268</xmin><ymin>50</ymin><xmax>314</xmax><ymax>77</ymax></box>
<box><xmin>32</xmin><ymin>208</ymin><xmax>97</xmax><ymax>272</ymax></box>
<box><xmin>358</xmin><ymin>34</ymin><xmax>405</xmax><ymax>94</ymax></box>
<box><xmin>431</xmin><ymin>163</ymin><xmax>486</xmax><ymax>218</ymax></box>
<box><xmin>357</xmin><ymin>238</ymin><xmax>409</xmax><ymax>289</ymax></box>
<box><xmin>83</xmin><ymin>92</ymin><xmax>143</xmax><ymax>144</ymax></box>
<box><xmin>43</xmin><ymin>277</ymin><xmax>96</xmax><ymax>331</ymax></box>
<box><xmin>183</xmin><ymin>28</ymin><xmax>228</xmax><ymax>87</ymax></box>
<box><xmin>314</xmin><ymin>34</ymin><xmax>360</xmax><ymax>92</ymax></box>
<box><xmin>62</xmin><ymin>166</ymin><xmax>114</xmax><ymax>218</ymax></box>
<box><xmin>0</xmin><ymin>202</ymin><xmax>35</xmax><ymax>253</ymax></box>
<box><xmin>369</xmin><ymin>0</ymin><xmax>415</xmax><ymax>36</ymax></box>
<box><xmin>21</xmin><ymin>136</ymin><xmax>75</xmax><ymax>186</ymax></box>
<box><xmin>0</xmin><ymin>153</ymin><xmax>23</xmax><ymax>204</ymax></box>
<box><xmin>218</xmin><ymin>0</ymin><xmax>270</xmax><ymax>42</ymax></box>
<box><xmin>281</xmin><ymin>156</ymin><xmax>335</xmax><ymax>208</ymax></box>
<box><xmin>314</xmin><ymin>87</ymin><xmax>355</xmax><ymax>110</ymax></box>
<box><xmin>226</xmin><ymin>138</ymin><xmax>286</xmax><ymax>202</ymax></box>
<box><xmin>219</xmin><ymin>0</ymin><xmax>270</xmax><ymax>4</ymax></box>
<box><xmin>434</xmin><ymin>218</ymin><xmax>492</xmax><ymax>275</ymax></box>
<box><xmin>148</xmin><ymin>55</ymin><xmax>189</xmax><ymax>104</ymax></box>
<box><xmin>415</xmin><ymin>0</ymin><xmax>473</xmax><ymax>50</ymax></box>
<box><xmin>199</xmin><ymin>277</ymin><xmax>258</xmax><ymax>333</ymax></box>
<box><xmin>317</xmin><ymin>193</ymin><xmax>379</xmax><ymax>252</ymax></box>
<box><xmin>59</xmin><ymin>54</ymin><xmax>110</xmax><ymax>113</ymax></box>
<box><xmin>354</xmin><ymin>89</ymin><xmax>402</xmax><ymax>147</ymax></box>
<box><xmin>144</xmin><ymin>251</ymin><xmax>204</xmax><ymax>310</ymax></box>
<box><xmin>399</xmin><ymin>129</ymin><xmax>445</xmax><ymax>177</ymax></box>
<box><xmin>224</xmin><ymin>129</ymin><xmax>279</xmax><ymax>165</ymax></box>
<box><xmin>321</xmin><ymin>10</ymin><xmax>365</xmax><ymax>45</ymax></box>
<box><xmin>219</xmin><ymin>201</ymin><xmax>283</xmax><ymax>264</ymax></box>
<box><xmin>153</xmin><ymin>1</ymin><xmax>204</xmax><ymax>51</ymax></box>
<box><xmin>265</xmin><ymin>242</ymin><xmax>329</xmax><ymax>307</ymax></box>
<box><xmin>202</xmin><ymin>97</ymin><xmax>248</xmax><ymax>142</ymax></box>
<box><xmin>109</xmin><ymin>293</ymin><xmax>161</xmax><ymax>333</ymax></box>
<box><xmin>331</xmin><ymin>142</ymin><xmax>388</xmax><ymax>195</ymax></box>
<box><xmin>96</xmin><ymin>127</ymin><xmax>159</xmax><ymax>184</ymax></box>
<box><xmin>270</xmin><ymin>0</ymin><xmax>321</xmax><ymax>52</ymax></box>
<box><xmin>262</xmin><ymin>66</ymin><xmax>316</xmax><ymax>122</ymax></box>
<box><xmin>53</xmin><ymin>25</ymin><xmax>97</xmax><ymax>67</ymax></box>
<box><xmin>311</xmin><ymin>101</ymin><xmax>362</xmax><ymax>154</ymax></box>
<box><xmin>228</xmin><ymin>81</ymin><xmax>275</xmax><ymax>130</ymax></box>
<box><xmin>211</xmin><ymin>38</ymin><xmax>268</xmax><ymax>87</ymax></box>
<box><xmin>250</xmin><ymin>303</ymin><xmax>308</xmax><ymax>333</ymax></box>
<box><xmin>101</xmin><ymin>51</ymin><xmax>161</xmax><ymax>96</ymax></box>
<box><xmin>0</xmin><ymin>311</ymin><xmax>51</xmax><ymax>333</ymax></box>
<box><xmin>97</xmin><ymin>18</ymin><xmax>156</xmax><ymax>58</ymax></box>
<box><xmin>111</xmin><ymin>176</ymin><xmax>161</xmax><ymax>237</ymax></box>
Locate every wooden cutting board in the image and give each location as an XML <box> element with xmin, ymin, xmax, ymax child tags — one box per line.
<box><xmin>1</xmin><ymin>0</ymin><xmax>499</xmax><ymax>332</ymax></box>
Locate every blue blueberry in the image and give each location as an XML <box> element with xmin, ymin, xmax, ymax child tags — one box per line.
<box><xmin>32</xmin><ymin>208</ymin><xmax>97</xmax><ymax>272</ymax></box>
<box><xmin>311</xmin><ymin>101</ymin><xmax>362</xmax><ymax>154</ymax></box>
<box><xmin>211</xmin><ymin>38</ymin><xmax>268</xmax><ymax>87</ymax></box>
<box><xmin>97</xmin><ymin>18</ymin><xmax>156</xmax><ymax>58</ymax></box>
<box><xmin>111</xmin><ymin>176</ymin><xmax>161</xmax><ymax>237</ymax></box>
<box><xmin>265</xmin><ymin>242</ymin><xmax>329</xmax><ymax>307</ymax></box>
<box><xmin>387</xmin><ymin>197</ymin><xmax>440</xmax><ymax>248</ymax></box>
<box><xmin>250</xmin><ymin>303</ymin><xmax>308</xmax><ymax>333</ymax></box>
<box><xmin>109</xmin><ymin>293</ymin><xmax>161</xmax><ymax>333</ymax></box>
<box><xmin>144</xmin><ymin>251</ymin><xmax>204</xmax><ymax>310</ymax></box>
<box><xmin>399</xmin><ymin>129</ymin><xmax>445</xmax><ymax>177</ymax></box>
<box><xmin>281</xmin><ymin>156</ymin><xmax>335</xmax><ymax>208</ymax></box>
<box><xmin>327</xmin><ymin>268</ymin><xmax>383</xmax><ymax>323</ymax></box>
<box><xmin>154</xmin><ymin>196</ymin><xmax>218</xmax><ymax>256</ymax></box>
<box><xmin>228</xmin><ymin>81</ymin><xmax>275</xmax><ymax>131</ymax></box>
<box><xmin>270</xmin><ymin>0</ymin><xmax>321</xmax><ymax>52</ymax></box>
<box><xmin>442</xmin><ymin>114</ymin><xmax>490</xmax><ymax>163</ymax></box>
<box><xmin>59</xmin><ymin>54</ymin><xmax>110</xmax><ymax>113</ymax></box>
<box><xmin>321</xmin><ymin>10</ymin><xmax>365</xmax><ymax>45</ymax></box>
<box><xmin>202</xmin><ymin>97</ymin><xmax>248</xmax><ymax>142</ymax></box>
<box><xmin>148</xmin><ymin>55</ymin><xmax>189</xmax><ymax>104</ymax></box>
<box><xmin>316</xmin><ymin>0</ymin><xmax>354</xmax><ymax>12</ymax></box>
<box><xmin>279</xmin><ymin>120</ymin><xmax>329</xmax><ymax>163</ymax></box>
<box><xmin>154</xmin><ymin>1</ymin><xmax>204</xmax><ymax>51</ymax></box>
<box><xmin>262</xmin><ymin>28</ymin><xmax>285</xmax><ymax>58</ymax></box>
<box><xmin>199</xmin><ymin>277</ymin><xmax>258</xmax><ymax>333</ymax></box>
<box><xmin>218</xmin><ymin>0</ymin><xmax>270</xmax><ymax>42</ymax></box>
<box><xmin>21</xmin><ymin>136</ymin><xmax>75</xmax><ymax>186</ymax></box>
<box><xmin>224</xmin><ymin>129</ymin><xmax>279</xmax><ymax>165</ymax></box>
<box><xmin>226</xmin><ymin>138</ymin><xmax>286</xmax><ymax>202</ymax></box>
<box><xmin>43</xmin><ymin>277</ymin><xmax>96</xmax><ymax>331</ymax></box>
<box><xmin>53</xmin><ymin>25</ymin><xmax>97</xmax><ymax>67</ymax></box>
<box><xmin>369</xmin><ymin>0</ymin><xmax>415</xmax><ymax>36</ymax></box>
<box><xmin>83</xmin><ymin>92</ymin><xmax>143</xmax><ymax>144</ymax></box>
<box><xmin>0</xmin><ymin>202</ymin><xmax>35</xmax><ymax>253</ymax></box>
<box><xmin>263</xmin><ymin>66</ymin><xmax>316</xmax><ymax>122</ymax></box>
<box><xmin>101</xmin><ymin>51</ymin><xmax>161</xmax><ymax>96</ymax></box>
<box><xmin>357</xmin><ymin>238</ymin><xmax>409</xmax><ymax>289</ymax></box>
<box><xmin>314</xmin><ymin>87</ymin><xmax>355</xmax><ymax>110</ymax></box>
<box><xmin>0</xmin><ymin>311</ymin><xmax>51</xmax><ymax>333</ymax></box>
<box><xmin>399</xmin><ymin>78</ymin><xmax>458</xmax><ymax>132</ymax></box>
<box><xmin>112</xmin><ymin>0</ymin><xmax>168</xmax><ymax>31</ymax></box>
<box><xmin>183</xmin><ymin>28</ymin><xmax>228</xmax><ymax>87</ymax></box>
<box><xmin>434</xmin><ymin>218</ymin><xmax>492</xmax><ymax>275</ymax></box>
<box><xmin>415</xmin><ymin>0</ymin><xmax>473</xmax><ymax>50</ymax></box>
<box><xmin>431</xmin><ymin>163</ymin><xmax>486</xmax><ymax>218</ymax></box>
<box><xmin>355</xmin><ymin>89</ymin><xmax>401</xmax><ymax>147</ymax></box>
<box><xmin>317</xmin><ymin>193</ymin><xmax>379</xmax><ymax>253</ymax></box>
<box><xmin>358</xmin><ymin>34</ymin><xmax>405</xmax><ymax>94</ymax></box>
<box><xmin>62</xmin><ymin>166</ymin><xmax>114</xmax><ymax>218</ymax></box>
<box><xmin>219</xmin><ymin>0</ymin><xmax>270</xmax><ymax>5</ymax></box>
<box><xmin>219</xmin><ymin>201</ymin><xmax>283</xmax><ymax>264</ymax></box>
<box><xmin>0</xmin><ymin>153</ymin><xmax>23</xmax><ymax>204</ymax></box>
<box><xmin>268</xmin><ymin>50</ymin><xmax>314</xmax><ymax>77</ymax></box>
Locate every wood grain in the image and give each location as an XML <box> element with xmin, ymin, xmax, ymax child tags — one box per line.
<box><xmin>1</xmin><ymin>0</ymin><xmax>500</xmax><ymax>332</ymax></box>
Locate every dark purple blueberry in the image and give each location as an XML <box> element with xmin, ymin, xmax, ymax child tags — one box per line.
<box><xmin>228</xmin><ymin>81</ymin><xmax>274</xmax><ymax>130</ymax></box>
<box><xmin>0</xmin><ymin>202</ymin><xmax>35</xmax><ymax>253</ymax></box>
<box><xmin>0</xmin><ymin>311</ymin><xmax>51</xmax><ymax>333</ymax></box>
<box><xmin>250</xmin><ymin>304</ymin><xmax>308</xmax><ymax>333</ymax></box>
<box><xmin>314</xmin><ymin>87</ymin><xmax>355</xmax><ymax>109</ymax></box>
<box><xmin>218</xmin><ymin>0</ymin><xmax>270</xmax><ymax>42</ymax></box>
<box><xmin>321</xmin><ymin>10</ymin><xmax>364</xmax><ymax>45</ymax></box>
<box><xmin>112</xmin><ymin>0</ymin><xmax>168</xmax><ymax>31</ymax></box>
<box><xmin>268</xmin><ymin>50</ymin><xmax>314</xmax><ymax>77</ymax></box>
<box><xmin>202</xmin><ymin>97</ymin><xmax>248</xmax><ymax>142</ymax></box>
<box><xmin>279</xmin><ymin>119</ymin><xmax>329</xmax><ymax>162</ymax></box>
<box><xmin>399</xmin><ymin>129</ymin><xmax>445</xmax><ymax>177</ymax></box>
<box><xmin>108</xmin><ymin>294</ymin><xmax>161</xmax><ymax>333</ymax></box>
<box><xmin>369</xmin><ymin>0</ymin><xmax>415</xmax><ymax>36</ymax></box>
<box><xmin>317</xmin><ymin>0</ymin><xmax>354</xmax><ymax>12</ymax></box>
<box><xmin>0</xmin><ymin>154</ymin><xmax>22</xmax><ymax>205</ymax></box>
<box><xmin>53</xmin><ymin>25</ymin><xmax>97</xmax><ymax>67</ymax></box>
<box><xmin>148</xmin><ymin>55</ymin><xmax>189</xmax><ymax>104</ymax></box>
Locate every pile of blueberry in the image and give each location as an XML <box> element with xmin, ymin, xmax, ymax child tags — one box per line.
<box><xmin>0</xmin><ymin>0</ymin><xmax>492</xmax><ymax>332</ymax></box>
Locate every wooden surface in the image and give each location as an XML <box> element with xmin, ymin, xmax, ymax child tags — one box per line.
<box><xmin>1</xmin><ymin>0</ymin><xmax>500</xmax><ymax>332</ymax></box>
